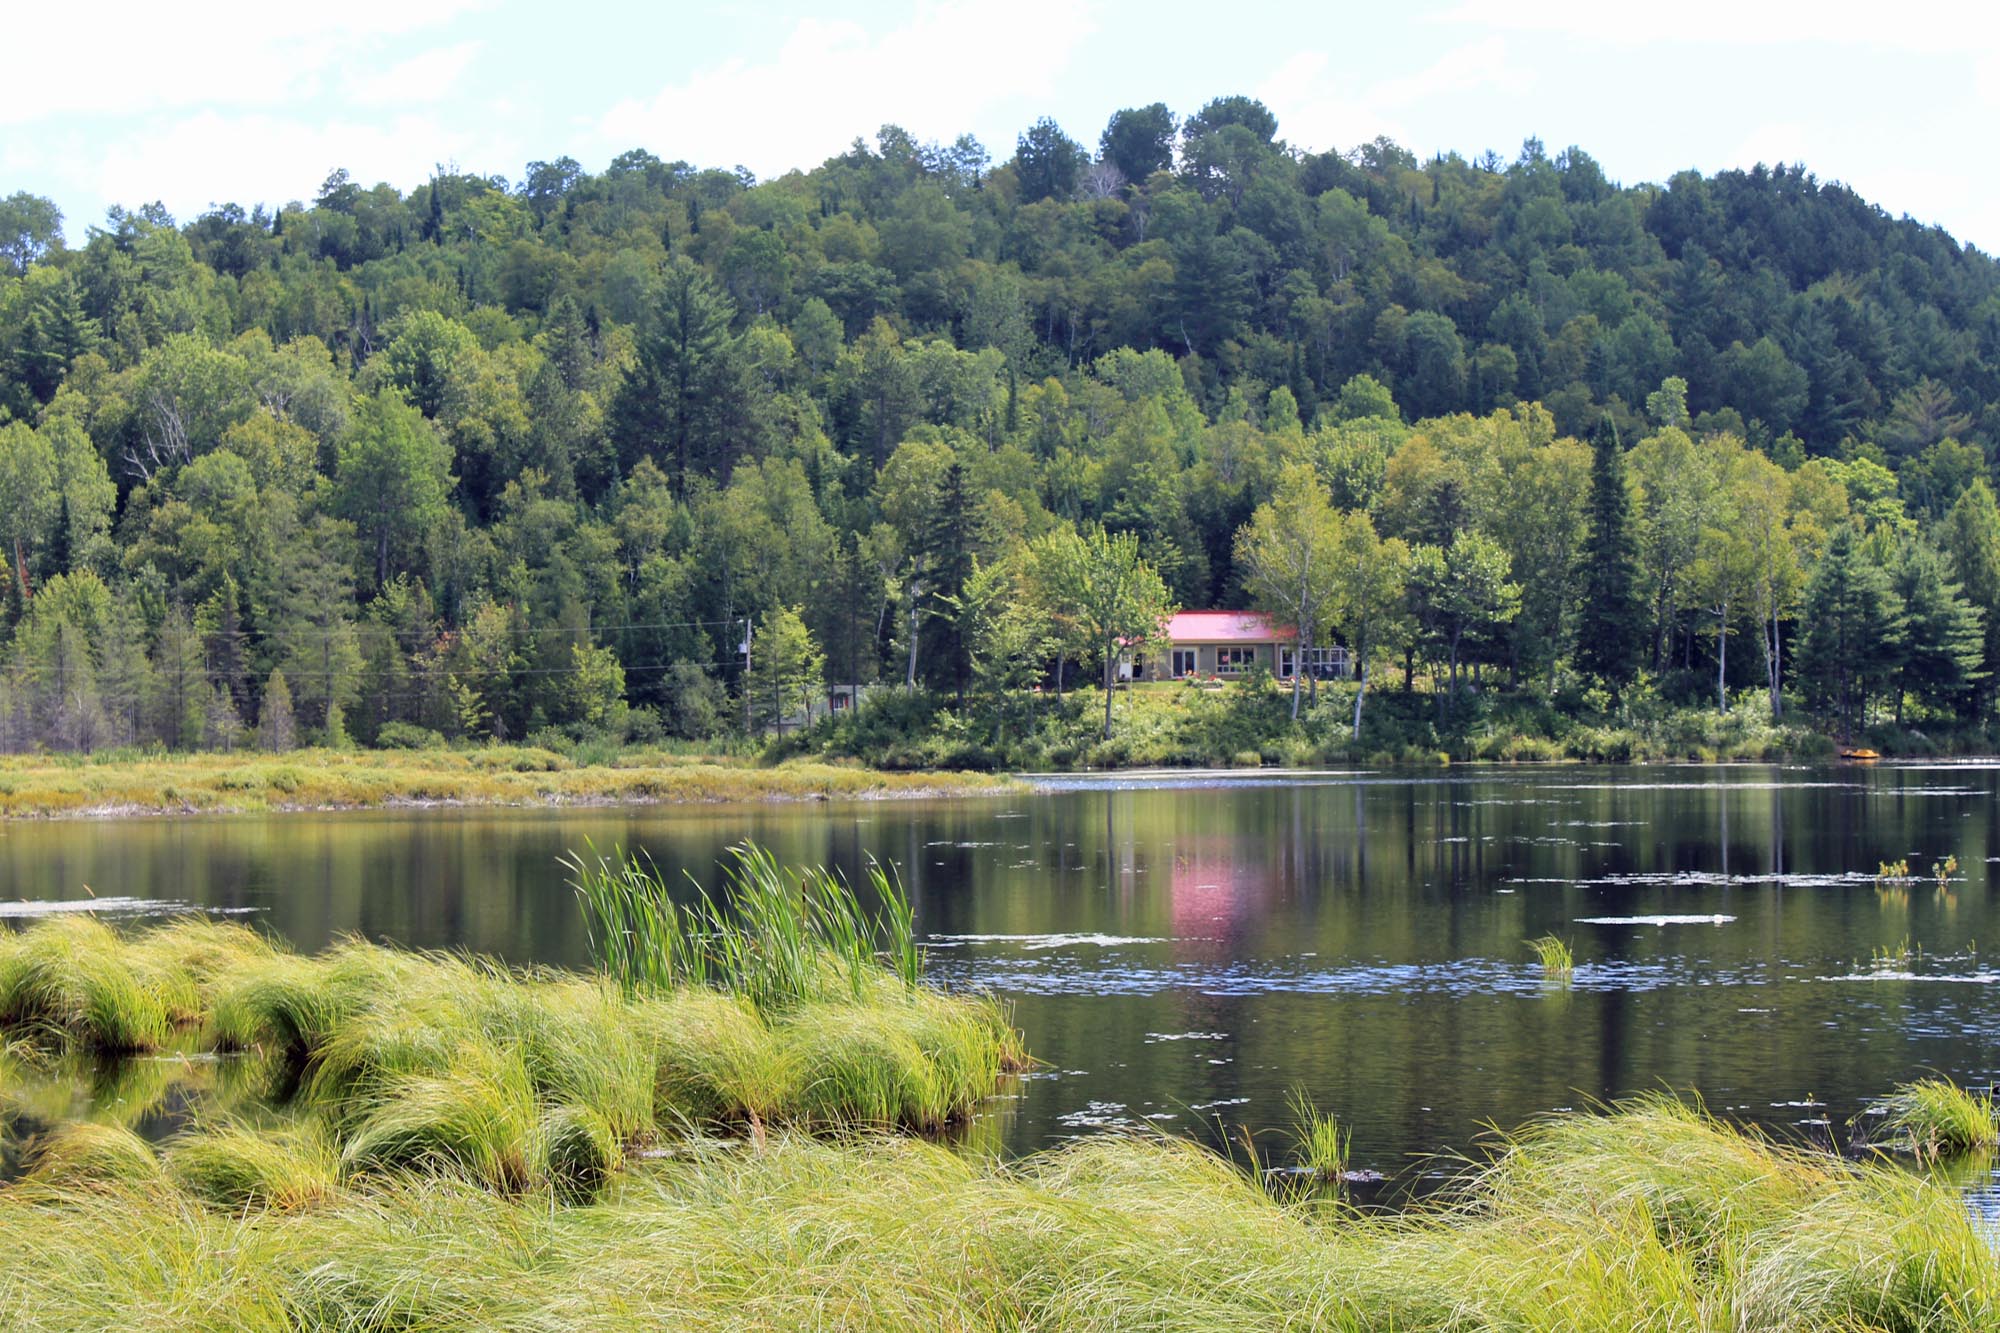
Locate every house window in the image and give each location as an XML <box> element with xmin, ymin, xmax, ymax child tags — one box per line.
<box><xmin>1171</xmin><ymin>649</ymin><xmax>1197</xmax><ymax>677</ymax></box>
<box><xmin>1217</xmin><ymin>647</ymin><xmax>1257</xmax><ymax>674</ymax></box>
<box><xmin>1279</xmin><ymin>647</ymin><xmax>1295</xmax><ymax>679</ymax></box>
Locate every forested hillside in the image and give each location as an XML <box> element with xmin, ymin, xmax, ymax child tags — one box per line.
<box><xmin>2</xmin><ymin>96</ymin><xmax>1998</xmax><ymax>758</ymax></box>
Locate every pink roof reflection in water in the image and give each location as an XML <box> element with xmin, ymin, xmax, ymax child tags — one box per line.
<box><xmin>1170</xmin><ymin>844</ymin><xmax>1272</xmax><ymax>956</ymax></box>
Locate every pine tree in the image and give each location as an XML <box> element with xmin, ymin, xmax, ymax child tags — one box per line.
<box><xmin>1889</xmin><ymin>534</ymin><xmax>1985</xmax><ymax>723</ymax></box>
<box><xmin>1941</xmin><ymin>479</ymin><xmax>2000</xmax><ymax>716</ymax></box>
<box><xmin>150</xmin><ymin>605</ymin><xmax>209</xmax><ymax>750</ymax></box>
<box><xmin>1795</xmin><ymin>527</ymin><xmax>1907</xmax><ymax>739</ymax></box>
<box><xmin>259</xmin><ymin>670</ymin><xmax>297</xmax><ymax>753</ymax></box>
<box><xmin>1574</xmin><ymin>427</ymin><xmax>1644</xmax><ymax>690</ymax></box>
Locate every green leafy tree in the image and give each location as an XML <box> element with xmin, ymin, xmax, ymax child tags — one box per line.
<box><xmin>1235</xmin><ymin>464</ymin><xmax>1341</xmax><ymax>720</ymax></box>
<box><xmin>1328</xmin><ymin>510</ymin><xmax>1410</xmax><ymax>739</ymax></box>
<box><xmin>1407</xmin><ymin>531</ymin><xmax>1520</xmax><ymax>716</ymax></box>
<box><xmin>1027</xmin><ymin>526</ymin><xmax>1175</xmax><ymax>740</ymax></box>
<box><xmin>1574</xmin><ymin>427</ymin><xmax>1644</xmax><ymax>690</ymax></box>
<box><xmin>336</xmin><ymin>391</ymin><xmax>455</xmax><ymax>587</ymax></box>
<box><xmin>749</xmin><ymin>605</ymin><xmax>824</xmax><ymax>734</ymax></box>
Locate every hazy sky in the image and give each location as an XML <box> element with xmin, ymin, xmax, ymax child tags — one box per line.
<box><xmin>6</xmin><ymin>0</ymin><xmax>1994</xmax><ymax>249</ymax></box>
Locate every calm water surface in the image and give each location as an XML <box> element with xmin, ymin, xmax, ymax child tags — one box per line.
<box><xmin>6</xmin><ymin>763</ymin><xmax>2000</xmax><ymax>1176</ymax></box>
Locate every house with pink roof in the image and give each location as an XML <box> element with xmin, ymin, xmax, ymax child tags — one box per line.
<box><xmin>1122</xmin><ymin>610</ymin><xmax>1350</xmax><ymax>683</ymax></box>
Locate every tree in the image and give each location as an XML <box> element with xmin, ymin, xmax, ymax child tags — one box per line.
<box><xmin>1027</xmin><ymin>526</ymin><xmax>1174</xmax><ymax>740</ymax></box>
<box><xmin>1100</xmin><ymin>104</ymin><xmax>1176</xmax><ymax>184</ymax></box>
<box><xmin>0</xmin><ymin>193</ymin><xmax>61</xmax><ymax>276</ymax></box>
<box><xmin>610</xmin><ymin>258</ymin><xmax>749</xmax><ymax>490</ymax></box>
<box><xmin>0</xmin><ymin>423</ymin><xmax>58</xmax><ymax>601</ymax></box>
<box><xmin>952</xmin><ymin>557</ymin><xmax>1048</xmax><ymax>744</ymax></box>
<box><xmin>1014</xmin><ymin>118</ymin><xmax>1086</xmax><ymax>203</ymax></box>
<box><xmin>1795</xmin><ymin>525</ymin><xmax>1906</xmax><ymax>739</ymax></box>
<box><xmin>150</xmin><ymin>605</ymin><xmax>209</xmax><ymax>750</ymax></box>
<box><xmin>1406</xmin><ymin>531</ymin><xmax>1520</xmax><ymax>715</ymax></box>
<box><xmin>335</xmin><ymin>391</ymin><xmax>454</xmax><ymax>587</ymax></box>
<box><xmin>1235</xmin><ymin>464</ymin><xmax>1340</xmax><ymax>720</ymax></box>
<box><xmin>1327</xmin><ymin>511</ymin><xmax>1410</xmax><ymax>739</ymax></box>
<box><xmin>748</xmin><ymin>605</ymin><xmax>824</xmax><ymax>734</ymax></box>
<box><xmin>1573</xmin><ymin>427</ymin><xmax>1643</xmax><ymax>689</ymax></box>
<box><xmin>258</xmin><ymin>670</ymin><xmax>297</xmax><ymax>752</ymax></box>
<box><xmin>1943</xmin><ymin>480</ymin><xmax>2000</xmax><ymax>717</ymax></box>
<box><xmin>1887</xmin><ymin>533</ymin><xmax>1984</xmax><ymax>722</ymax></box>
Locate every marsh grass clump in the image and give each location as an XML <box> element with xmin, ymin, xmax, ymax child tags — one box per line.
<box><xmin>1879</xmin><ymin>1077</ymin><xmax>1999</xmax><ymax>1157</ymax></box>
<box><xmin>13</xmin><ymin>1098</ymin><xmax>2000</xmax><ymax>1332</ymax></box>
<box><xmin>166</xmin><ymin>1121</ymin><xmax>340</xmax><ymax>1211</ymax></box>
<box><xmin>0</xmin><ymin>916</ymin><xmax>174</xmax><ymax>1051</ymax></box>
<box><xmin>340</xmin><ymin>1045</ymin><xmax>542</xmax><ymax>1192</ymax></box>
<box><xmin>1526</xmin><ymin>934</ymin><xmax>1573</xmax><ymax>982</ymax></box>
<box><xmin>22</xmin><ymin>1121</ymin><xmax>163</xmax><ymax>1188</ymax></box>
<box><xmin>0</xmin><ymin>869</ymin><xmax>1024</xmax><ymax>1201</ymax></box>
<box><xmin>565</xmin><ymin>840</ymin><xmax>924</xmax><ymax>1006</ymax></box>
<box><xmin>1286</xmin><ymin>1088</ymin><xmax>1350</xmax><ymax>1179</ymax></box>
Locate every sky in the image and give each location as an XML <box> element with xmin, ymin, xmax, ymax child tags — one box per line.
<box><xmin>5</xmin><ymin>0</ymin><xmax>1996</xmax><ymax>250</ymax></box>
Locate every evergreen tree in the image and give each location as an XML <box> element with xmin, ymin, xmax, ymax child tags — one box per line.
<box><xmin>150</xmin><ymin>605</ymin><xmax>209</xmax><ymax>750</ymax></box>
<box><xmin>258</xmin><ymin>670</ymin><xmax>297</xmax><ymax>752</ymax></box>
<box><xmin>1888</xmin><ymin>534</ymin><xmax>1985</xmax><ymax>722</ymax></box>
<box><xmin>1941</xmin><ymin>479</ymin><xmax>2000</xmax><ymax>716</ymax></box>
<box><xmin>1573</xmin><ymin>428</ymin><xmax>1644</xmax><ymax>690</ymax></box>
<box><xmin>1795</xmin><ymin>526</ymin><xmax>1907</xmax><ymax>739</ymax></box>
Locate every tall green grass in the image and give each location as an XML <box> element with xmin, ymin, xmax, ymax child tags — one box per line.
<box><xmin>1527</xmin><ymin>934</ymin><xmax>1573</xmax><ymax>982</ymax></box>
<box><xmin>564</xmin><ymin>840</ymin><xmax>924</xmax><ymax>1005</ymax></box>
<box><xmin>5</xmin><ymin>1098</ymin><xmax>1997</xmax><ymax>1332</ymax></box>
<box><xmin>1880</xmin><ymin>1077</ymin><xmax>1999</xmax><ymax>1156</ymax></box>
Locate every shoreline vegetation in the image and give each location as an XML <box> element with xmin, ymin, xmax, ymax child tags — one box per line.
<box><xmin>0</xmin><ymin>746</ymin><xmax>1017</xmax><ymax>820</ymax></box>
<box><xmin>5</xmin><ymin>861</ymin><xmax>2000</xmax><ymax>1326</ymax></box>
<box><xmin>0</xmin><ymin>699</ymin><xmax>1982</xmax><ymax>822</ymax></box>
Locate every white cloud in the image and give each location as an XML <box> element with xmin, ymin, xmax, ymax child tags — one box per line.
<box><xmin>347</xmin><ymin>42</ymin><xmax>483</xmax><ymax>106</ymax></box>
<box><xmin>84</xmin><ymin>111</ymin><xmax>493</xmax><ymax>216</ymax></box>
<box><xmin>1437</xmin><ymin>0</ymin><xmax>1999</xmax><ymax>50</ymax></box>
<box><xmin>0</xmin><ymin>0</ymin><xmax>488</xmax><ymax>124</ymax></box>
<box><xmin>1260</xmin><ymin>39</ymin><xmax>1528</xmax><ymax>157</ymax></box>
<box><xmin>597</xmin><ymin>0</ymin><xmax>1098</xmax><ymax>176</ymax></box>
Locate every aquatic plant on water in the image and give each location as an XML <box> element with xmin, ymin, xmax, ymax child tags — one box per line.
<box><xmin>1879</xmin><ymin>1077</ymin><xmax>1999</xmax><ymax>1157</ymax></box>
<box><xmin>1286</xmin><ymin>1087</ymin><xmax>1350</xmax><ymax>1180</ymax></box>
<box><xmin>1527</xmin><ymin>934</ymin><xmax>1574</xmax><ymax>982</ymax></box>
<box><xmin>564</xmin><ymin>840</ymin><xmax>926</xmax><ymax>1005</ymax></box>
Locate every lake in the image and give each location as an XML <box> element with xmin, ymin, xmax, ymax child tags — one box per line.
<box><xmin>4</xmin><ymin>762</ymin><xmax>1998</xmax><ymax>1178</ymax></box>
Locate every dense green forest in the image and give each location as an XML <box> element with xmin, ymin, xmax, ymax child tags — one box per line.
<box><xmin>2</xmin><ymin>95</ymin><xmax>1999</xmax><ymax>764</ymax></box>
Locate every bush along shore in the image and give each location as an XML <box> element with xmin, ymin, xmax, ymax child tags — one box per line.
<box><xmin>792</xmin><ymin>678</ymin><xmax>2000</xmax><ymax>772</ymax></box>
<box><xmin>0</xmin><ymin>745</ymin><xmax>1015</xmax><ymax>819</ymax></box>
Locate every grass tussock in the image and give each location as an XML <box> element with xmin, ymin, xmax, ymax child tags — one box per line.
<box><xmin>1527</xmin><ymin>934</ymin><xmax>1574</xmax><ymax>982</ymax></box>
<box><xmin>165</xmin><ymin>1122</ymin><xmax>340</xmax><ymax>1212</ymax></box>
<box><xmin>1880</xmin><ymin>1077</ymin><xmax>1999</xmax><ymax>1157</ymax></box>
<box><xmin>1286</xmin><ymin>1088</ymin><xmax>1350</xmax><ymax>1179</ymax></box>
<box><xmin>4</xmin><ymin>1098</ymin><xmax>1998</xmax><ymax>1331</ymax></box>
<box><xmin>22</xmin><ymin>1121</ymin><xmax>162</xmax><ymax>1189</ymax></box>
<box><xmin>0</xmin><ymin>747</ymin><xmax>1014</xmax><ymax>820</ymax></box>
<box><xmin>1</xmin><ymin>874</ymin><xmax>1023</xmax><ymax>1198</ymax></box>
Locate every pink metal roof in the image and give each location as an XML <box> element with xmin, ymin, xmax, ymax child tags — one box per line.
<box><xmin>1164</xmin><ymin>610</ymin><xmax>1295</xmax><ymax>644</ymax></box>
